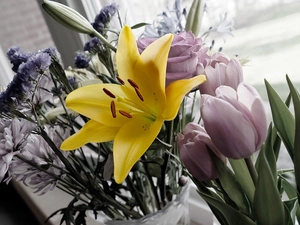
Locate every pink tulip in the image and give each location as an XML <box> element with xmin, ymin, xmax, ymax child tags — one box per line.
<box><xmin>200</xmin><ymin>83</ymin><xmax>267</xmax><ymax>159</ymax></box>
<box><xmin>178</xmin><ymin>122</ymin><xmax>224</xmax><ymax>181</ymax></box>
<box><xmin>199</xmin><ymin>52</ymin><xmax>244</xmax><ymax>96</ymax></box>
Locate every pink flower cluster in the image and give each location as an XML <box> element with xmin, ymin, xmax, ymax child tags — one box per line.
<box><xmin>138</xmin><ymin>31</ymin><xmax>268</xmax><ymax>181</ymax></box>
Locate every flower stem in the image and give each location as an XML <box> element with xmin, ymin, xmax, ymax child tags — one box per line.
<box><xmin>244</xmin><ymin>157</ymin><xmax>258</xmax><ymax>187</ymax></box>
<box><xmin>92</xmin><ymin>30</ymin><xmax>116</xmax><ymax>52</ymax></box>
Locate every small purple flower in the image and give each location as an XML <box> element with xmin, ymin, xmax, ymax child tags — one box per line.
<box><xmin>84</xmin><ymin>37</ymin><xmax>102</xmax><ymax>53</ymax></box>
<box><xmin>200</xmin><ymin>83</ymin><xmax>268</xmax><ymax>159</ymax></box>
<box><xmin>7</xmin><ymin>46</ymin><xmax>33</xmax><ymax>73</ymax></box>
<box><xmin>74</xmin><ymin>52</ymin><xmax>90</xmax><ymax>68</ymax></box>
<box><xmin>92</xmin><ymin>3</ymin><xmax>118</xmax><ymax>34</ymax></box>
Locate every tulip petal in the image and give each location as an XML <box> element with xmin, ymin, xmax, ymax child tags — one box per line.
<box><xmin>164</xmin><ymin>75</ymin><xmax>206</xmax><ymax>120</ymax></box>
<box><xmin>237</xmin><ymin>83</ymin><xmax>267</xmax><ymax>148</ymax></box>
<box><xmin>113</xmin><ymin>116</ymin><xmax>164</xmax><ymax>183</ymax></box>
<box><xmin>201</xmin><ymin>95</ymin><xmax>257</xmax><ymax>158</ymax></box>
<box><xmin>61</xmin><ymin>120</ymin><xmax>119</xmax><ymax>150</ymax></box>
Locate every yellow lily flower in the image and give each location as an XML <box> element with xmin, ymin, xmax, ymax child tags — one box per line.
<box><xmin>61</xmin><ymin>25</ymin><xmax>206</xmax><ymax>183</ymax></box>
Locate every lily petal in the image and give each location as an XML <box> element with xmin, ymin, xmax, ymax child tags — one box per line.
<box><xmin>116</xmin><ymin>25</ymin><xmax>140</xmax><ymax>82</ymax></box>
<box><xmin>163</xmin><ymin>75</ymin><xmax>206</xmax><ymax>120</ymax></box>
<box><xmin>65</xmin><ymin>84</ymin><xmax>134</xmax><ymax>126</ymax></box>
<box><xmin>113</xmin><ymin>116</ymin><xmax>164</xmax><ymax>183</ymax></box>
<box><xmin>61</xmin><ymin>120</ymin><xmax>119</xmax><ymax>150</ymax></box>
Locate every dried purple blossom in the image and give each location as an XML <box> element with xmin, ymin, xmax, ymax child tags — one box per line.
<box><xmin>7</xmin><ymin>46</ymin><xmax>33</xmax><ymax>73</ymax></box>
<box><xmin>84</xmin><ymin>37</ymin><xmax>102</xmax><ymax>53</ymax></box>
<box><xmin>12</xmin><ymin>125</ymin><xmax>70</xmax><ymax>194</ymax></box>
<box><xmin>92</xmin><ymin>3</ymin><xmax>118</xmax><ymax>34</ymax></box>
<box><xmin>74</xmin><ymin>52</ymin><xmax>90</xmax><ymax>68</ymax></box>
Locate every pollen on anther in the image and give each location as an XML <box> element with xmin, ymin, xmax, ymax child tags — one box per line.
<box><xmin>134</xmin><ymin>87</ymin><xmax>144</xmax><ymax>101</ymax></box>
<box><xmin>119</xmin><ymin>110</ymin><xmax>132</xmax><ymax>118</ymax></box>
<box><xmin>128</xmin><ymin>79</ymin><xmax>139</xmax><ymax>89</ymax></box>
<box><xmin>117</xmin><ymin>76</ymin><xmax>125</xmax><ymax>85</ymax></box>
<box><xmin>110</xmin><ymin>101</ymin><xmax>116</xmax><ymax>118</ymax></box>
<box><xmin>103</xmin><ymin>88</ymin><xmax>116</xmax><ymax>98</ymax></box>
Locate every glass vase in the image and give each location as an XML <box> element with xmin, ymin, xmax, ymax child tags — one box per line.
<box><xmin>90</xmin><ymin>182</ymin><xmax>190</xmax><ymax>225</ymax></box>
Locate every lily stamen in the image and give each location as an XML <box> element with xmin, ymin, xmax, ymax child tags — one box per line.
<box><xmin>134</xmin><ymin>87</ymin><xmax>144</xmax><ymax>101</ymax></box>
<box><xmin>119</xmin><ymin>110</ymin><xmax>132</xmax><ymax>118</ymax></box>
<box><xmin>110</xmin><ymin>101</ymin><xmax>116</xmax><ymax>118</ymax></box>
<box><xmin>117</xmin><ymin>76</ymin><xmax>125</xmax><ymax>85</ymax></box>
<box><xmin>103</xmin><ymin>88</ymin><xmax>116</xmax><ymax>98</ymax></box>
<box><xmin>128</xmin><ymin>79</ymin><xmax>139</xmax><ymax>89</ymax></box>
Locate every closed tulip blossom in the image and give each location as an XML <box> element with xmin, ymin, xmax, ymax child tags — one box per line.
<box><xmin>200</xmin><ymin>83</ymin><xmax>267</xmax><ymax>159</ymax></box>
<box><xmin>199</xmin><ymin>52</ymin><xmax>244</xmax><ymax>96</ymax></box>
<box><xmin>178</xmin><ymin>123</ymin><xmax>224</xmax><ymax>181</ymax></box>
<box><xmin>138</xmin><ymin>31</ymin><xmax>210</xmax><ymax>86</ymax></box>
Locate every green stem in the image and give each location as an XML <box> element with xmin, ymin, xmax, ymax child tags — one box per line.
<box><xmin>92</xmin><ymin>30</ymin><xmax>116</xmax><ymax>52</ymax></box>
<box><xmin>126</xmin><ymin>176</ymin><xmax>149</xmax><ymax>216</ymax></box>
<box><xmin>142</xmin><ymin>156</ymin><xmax>161</xmax><ymax>210</ymax></box>
<box><xmin>244</xmin><ymin>157</ymin><xmax>258</xmax><ymax>187</ymax></box>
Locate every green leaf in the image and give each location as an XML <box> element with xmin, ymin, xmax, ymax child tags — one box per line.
<box><xmin>198</xmin><ymin>190</ymin><xmax>256</xmax><ymax>225</ymax></box>
<box><xmin>253</xmin><ymin>147</ymin><xmax>285</xmax><ymax>225</ymax></box>
<box><xmin>131</xmin><ymin>22</ymin><xmax>150</xmax><ymax>29</ymax></box>
<box><xmin>286</xmin><ymin>75</ymin><xmax>300</xmax><ymax>225</ymax></box>
<box><xmin>256</xmin><ymin>124</ymin><xmax>277</xmax><ymax>181</ymax></box>
<box><xmin>214</xmin><ymin>157</ymin><xmax>252</xmax><ymax>216</ymax></box>
<box><xmin>229</xmin><ymin>159</ymin><xmax>255</xmax><ymax>204</ymax></box>
<box><xmin>265</xmin><ymin>79</ymin><xmax>295</xmax><ymax>160</ymax></box>
<box><xmin>279</xmin><ymin>171</ymin><xmax>298</xmax><ymax>199</ymax></box>
<box><xmin>283</xmin><ymin>198</ymin><xmax>298</xmax><ymax>225</ymax></box>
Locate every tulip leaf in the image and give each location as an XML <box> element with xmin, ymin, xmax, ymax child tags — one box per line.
<box><xmin>253</xmin><ymin>147</ymin><xmax>285</xmax><ymax>225</ymax></box>
<box><xmin>265</xmin><ymin>79</ymin><xmax>295</xmax><ymax>160</ymax></box>
<box><xmin>213</xmin><ymin>157</ymin><xmax>251</xmax><ymax>216</ymax></box>
<box><xmin>271</xmin><ymin>126</ymin><xmax>282</xmax><ymax>161</ymax></box>
<box><xmin>256</xmin><ymin>124</ymin><xmax>277</xmax><ymax>181</ymax></box>
<box><xmin>279</xmin><ymin>171</ymin><xmax>298</xmax><ymax>199</ymax></box>
<box><xmin>197</xmin><ymin>189</ymin><xmax>256</xmax><ymax>225</ymax></box>
<box><xmin>229</xmin><ymin>159</ymin><xmax>255</xmax><ymax>204</ymax></box>
<box><xmin>286</xmin><ymin>75</ymin><xmax>300</xmax><ymax>207</ymax></box>
<box><xmin>283</xmin><ymin>198</ymin><xmax>298</xmax><ymax>225</ymax></box>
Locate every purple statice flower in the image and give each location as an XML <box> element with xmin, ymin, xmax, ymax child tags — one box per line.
<box><xmin>42</xmin><ymin>47</ymin><xmax>61</xmax><ymax>60</ymax></box>
<box><xmin>84</xmin><ymin>37</ymin><xmax>102</xmax><ymax>54</ymax></box>
<box><xmin>92</xmin><ymin>3</ymin><xmax>118</xmax><ymax>34</ymax></box>
<box><xmin>19</xmin><ymin>52</ymin><xmax>51</xmax><ymax>79</ymax></box>
<box><xmin>12</xmin><ymin>125</ymin><xmax>70</xmax><ymax>194</ymax></box>
<box><xmin>0</xmin><ymin>118</ymin><xmax>35</xmax><ymax>183</ymax></box>
<box><xmin>0</xmin><ymin>49</ymin><xmax>53</xmax><ymax>114</ymax></box>
<box><xmin>7</xmin><ymin>46</ymin><xmax>33</xmax><ymax>73</ymax></box>
<box><xmin>0</xmin><ymin>71</ymin><xmax>32</xmax><ymax>114</ymax></box>
<box><xmin>74</xmin><ymin>52</ymin><xmax>90</xmax><ymax>68</ymax></box>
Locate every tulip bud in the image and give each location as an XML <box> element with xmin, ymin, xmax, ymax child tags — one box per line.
<box><xmin>178</xmin><ymin>123</ymin><xmax>224</xmax><ymax>181</ymax></box>
<box><xmin>200</xmin><ymin>83</ymin><xmax>268</xmax><ymax>159</ymax></box>
<box><xmin>199</xmin><ymin>53</ymin><xmax>244</xmax><ymax>96</ymax></box>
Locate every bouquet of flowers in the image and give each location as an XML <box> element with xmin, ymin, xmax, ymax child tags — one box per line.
<box><xmin>1</xmin><ymin>0</ymin><xmax>299</xmax><ymax>225</ymax></box>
